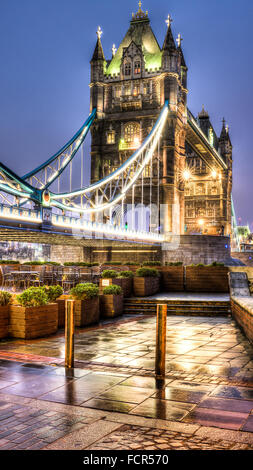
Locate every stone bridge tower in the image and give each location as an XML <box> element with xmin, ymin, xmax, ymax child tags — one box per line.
<box><xmin>89</xmin><ymin>3</ymin><xmax>188</xmax><ymax>235</ymax></box>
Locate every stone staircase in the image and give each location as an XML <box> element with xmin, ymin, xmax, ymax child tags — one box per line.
<box><xmin>124</xmin><ymin>298</ymin><xmax>231</xmax><ymax>317</ymax></box>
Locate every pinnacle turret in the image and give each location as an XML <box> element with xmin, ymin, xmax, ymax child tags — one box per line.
<box><xmin>91</xmin><ymin>26</ymin><xmax>105</xmax><ymax>62</ymax></box>
<box><xmin>162</xmin><ymin>14</ymin><xmax>176</xmax><ymax>51</ymax></box>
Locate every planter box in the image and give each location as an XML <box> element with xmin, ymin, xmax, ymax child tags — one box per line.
<box><xmin>0</xmin><ymin>305</ymin><xmax>9</xmax><ymax>339</ymax></box>
<box><xmin>56</xmin><ymin>299</ymin><xmax>66</xmax><ymax>328</ymax></box>
<box><xmin>161</xmin><ymin>266</ymin><xmax>184</xmax><ymax>292</ymax></box>
<box><xmin>9</xmin><ymin>303</ymin><xmax>58</xmax><ymax>339</ymax></box>
<box><xmin>133</xmin><ymin>277</ymin><xmax>160</xmax><ymax>297</ymax></box>
<box><xmin>185</xmin><ymin>266</ymin><xmax>229</xmax><ymax>293</ymax></box>
<box><xmin>99</xmin><ymin>278</ymin><xmax>132</xmax><ymax>298</ymax></box>
<box><xmin>74</xmin><ymin>297</ymin><xmax>100</xmax><ymax>327</ymax></box>
<box><xmin>100</xmin><ymin>294</ymin><xmax>123</xmax><ymax>318</ymax></box>
<box><xmin>56</xmin><ymin>294</ymin><xmax>71</xmax><ymax>328</ymax></box>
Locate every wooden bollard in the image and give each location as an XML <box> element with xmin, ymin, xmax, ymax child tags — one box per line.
<box><xmin>65</xmin><ymin>300</ymin><xmax>75</xmax><ymax>368</ymax></box>
<box><xmin>155</xmin><ymin>304</ymin><xmax>167</xmax><ymax>377</ymax></box>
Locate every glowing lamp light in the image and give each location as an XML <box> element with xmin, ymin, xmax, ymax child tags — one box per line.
<box><xmin>198</xmin><ymin>219</ymin><xmax>204</xmax><ymax>227</ymax></box>
<box><xmin>134</xmin><ymin>137</ymin><xmax>140</xmax><ymax>147</ymax></box>
<box><xmin>43</xmin><ymin>191</ymin><xmax>51</xmax><ymax>205</ymax></box>
<box><xmin>211</xmin><ymin>170</ymin><xmax>217</xmax><ymax>179</ymax></box>
<box><xmin>183</xmin><ymin>169</ymin><xmax>191</xmax><ymax>181</ymax></box>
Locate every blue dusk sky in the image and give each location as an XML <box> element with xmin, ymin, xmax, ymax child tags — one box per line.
<box><xmin>0</xmin><ymin>0</ymin><xmax>252</xmax><ymax>226</ymax></box>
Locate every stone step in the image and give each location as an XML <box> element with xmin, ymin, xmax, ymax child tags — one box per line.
<box><xmin>123</xmin><ymin>299</ymin><xmax>231</xmax><ymax>317</ymax></box>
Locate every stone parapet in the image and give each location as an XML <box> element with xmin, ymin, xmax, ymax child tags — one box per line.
<box><xmin>231</xmin><ymin>296</ymin><xmax>253</xmax><ymax>345</ymax></box>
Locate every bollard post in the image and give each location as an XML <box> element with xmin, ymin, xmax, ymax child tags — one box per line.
<box><xmin>65</xmin><ymin>300</ymin><xmax>75</xmax><ymax>369</ymax></box>
<box><xmin>155</xmin><ymin>304</ymin><xmax>167</xmax><ymax>377</ymax></box>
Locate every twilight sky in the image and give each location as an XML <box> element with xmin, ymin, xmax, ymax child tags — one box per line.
<box><xmin>0</xmin><ymin>0</ymin><xmax>252</xmax><ymax>226</ymax></box>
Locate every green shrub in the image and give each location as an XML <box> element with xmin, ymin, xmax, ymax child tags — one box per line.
<box><xmin>142</xmin><ymin>261</ymin><xmax>162</xmax><ymax>266</ymax></box>
<box><xmin>101</xmin><ymin>270</ymin><xmax>118</xmax><ymax>279</ymax></box>
<box><xmin>136</xmin><ymin>268</ymin><xmax>159</xmax><ymax>278</ymax></box>
<box><xmin>0</xmin><ymin>291</ymin><xmax>12</xmax><ymax>306</ymax></box>
<box><xmin>42</xmin><ymin>285</ymin><xmax>63</xmax><ymax>302</ymax></box>
<box><xmin>0</xmin><ymin>260</ymin><xmax>20</xmax><ymax>265</ymax></box>
<box><xmin>211</xmin><ymin>261</ymin><xmax>225</xmax><ymax>267</ymax></box>
<box><xmin>165</xmin><ymin>262</ymin><xmax>183</xmax><ymax>266</ymax></box>
<box><xmin>103</xmin><ymin>285</ymin><xmax>122</xmax><ymax>295</ymax></box>
<box><xmin>103</xmin><ymin>262</ymin><xmax>122</xmax><ymax>266</ymax></box>
<box><xmin>70</xmin><ymin>283</ymin><xmax>99</xmax><ymax>300</ymax></box>
<box><xmin>118</xmin><ymin>271</ymin><xmax>134</xmax><ymax>278</ymax></box>
<box><xmin>45</xmin><ymin>262</ymin><xmax>61</xmax><ymax>266</ymax></box>
<box><xmin>22</xmin><ymin>261</ymin><xmax>44</xmax><ymax>266</ymax></box>
<box><xmin>17</xmin><ymin>287</ymin><xmax>49</xmax><ymax>307</ymax></box>
<box><xmin>189</xmin><ymin>263</ymin><xmax>205</xmax><ymax>267</ymax></box>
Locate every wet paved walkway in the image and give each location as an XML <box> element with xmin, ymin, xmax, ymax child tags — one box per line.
<box><xmin>0</xmin><ymin>315</ymin><xmax>253</xmax><ymax>450</ymax></box>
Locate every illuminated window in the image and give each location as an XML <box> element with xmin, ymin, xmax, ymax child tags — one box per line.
<box><xmin>134</xmin><ymin>61</ymin><xmax>141</xmax><ymax>74</ymax></box>
<box><xmin>124</xmin><ymin>122</ymin><xmax>140</xmax><ymax>144</ymax></box>
<box><xmin>143</xmin><ymin>82</ymin><xmax>149</xmax><ymax>95</ymax></box>
<box><xmin>115</xmin><ymin>86</ymin><xmax>121</xmax><ymax>98</ymax></box>
<box><xmin>124</xmin><ymin>84</ymin><xmax>131</xmax><ymax>96</ymax></box>
<box><xmin>144</xmin><ymin>165</ymin><xmax>151</xmax><ymax>177</ymax></box>
<box><xmin>124</xmin><ymin>63</ymin><xmax>131</xmax><ymax>76</ymax></box>
<box><xmin>133</xmin><ymin>84</ymin><xmax>140</xmax><ymax>96</ymax></box>
<box><xmin>107</xmin><ymin>131</ymin><xmax>115</xmax><ymax>144</ymax></box>
<box><xmin>196</xmin><ymin>183</ymin><xmax>205</xmax><ymax>195</ymax></box>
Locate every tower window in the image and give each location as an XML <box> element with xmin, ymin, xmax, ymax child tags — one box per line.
<box><xmin>107</xmin><ymin>130</ymin><xmax>115</xmax><ymax>144</ymax></box>
<box><xmin>124</xmin><ymin>84</ymin><xmax>131</xmax><ymax>96</ymax></box>
<box><xmin>143</xmin><ymin>82</ymin><xmax>150</xmax><ymax>95</ymax></box>
<box><xmin>124</xmin><ymin>122</ymin><xmax>140</xmax><ymax>144</ymax></box>
<box><xmin>133</xmin><ymin>84</ymin><xmax>140</xmax><ymax>96</ymax></box>
<box><xmin>124</xmin><ymin>63</ymin><xmax>131</xmax><ymax>76</ymax></box>
<box><xmin>134</xmin><ymin>61</ymin><xmax>141</xmax><ymax>74</ymax></box>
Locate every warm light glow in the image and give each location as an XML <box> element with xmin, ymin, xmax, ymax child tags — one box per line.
<box><xmin>211</xmin><ymin>170</ymin><xmax>217</xmax><ymax>179</ymax></box>
<box><xmin>183</xmin><ymin>169</ymin><xmax>191</xmax><ymax>181</ymax></box>
<box><xmin>198</xmin><ymin>219</ymin><xmax>204</xmax><ymax>226</ymax></box>
<box><xmin>134</xmin><ymin>137</ymin><xmax>140</xmax><ymax>147</ymax></box>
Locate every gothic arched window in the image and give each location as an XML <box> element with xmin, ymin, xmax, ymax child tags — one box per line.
<box><xmin>134</xmin><ymin>61</ymin><xmax>141</xmax><ymax>74</ymax></box>
<box><xmin>124</xmin><ymin>122</ymin><xmax>140</xmax><ymax>144</ymax></box>
<box><xmin>124</xmin><ymin>63</ymin><xmax>131</xmax><ymax>76</ymax></box>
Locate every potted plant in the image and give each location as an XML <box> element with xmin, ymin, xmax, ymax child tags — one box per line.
<box><xmin>9</xmin><ymin>287</ymin><xmax>58</xmax><ymax>339</ymax></box>
<box><xmin>42</xmin><ymin>285</ymin><xmax>64</xmax><ymax>327</ymax></box>
<box><xmin>162</xmin><ymin>262</ymin><xmax>184</xmax><ymax>292</ymax></box>
<box><xmin>133</xmin><ymin>267</ymin><xmax>160</xmax><ymax>297</ymax></box>
<box><xmin>99</xmin><ymin>270</ymin><xmax>118</xmax><ymax>293</ymax></box>
<box><xmin>114</xmin><ymin>271</ymin><xmax>134</xmax><ymax>297</ymax></box>
<box><xmin>70</xmin><ymin>283</ymin><xmax>100</xmax><ymax>327</ymax></box>
<box><xmin>99</xmin><ymin>269</ymin><xmax>134</xmax><ymax>297</ymax></box>
<box><xmin>142</xmin><ymin>261</ymin><xmax>163</xmax><ymax>271</ymax></box>
<box><xmin>0</xmin><ymin>291</ymin><xmax>12</xmax><ymax>339</ymax></box>
<box><xmin>100</xmin><ymin>285</ymin><xmax>123</xmax><ymax>318</ymax></box>
<box><xmin>185</xmin><ymin>262</ymin><xmax>229</xmax><ymax>293</ymax></box>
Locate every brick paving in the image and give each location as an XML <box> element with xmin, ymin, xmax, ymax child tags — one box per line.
<box><xmin>0</xmin><ymin>314</ymin><xmax>253</xmax><ymax>450</ymax></box>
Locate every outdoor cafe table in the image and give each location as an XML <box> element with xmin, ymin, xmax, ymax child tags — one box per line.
<box><xmin>10</xmin><ymin>271</ymin><xmax>40</xmax><ymax>289</ymax></box>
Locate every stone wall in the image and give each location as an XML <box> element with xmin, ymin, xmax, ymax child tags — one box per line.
<box><xmin>50</xmin><ymin>245</ymin><xmax>84</xmax><ymax>264</ymax></box>
<box><xmin>229</xmin><ymin>267</ymin><xmax>253</xmax><ymax>294</ymax></box>
<box><xmin>231</xmin><ymin>252</ymin><xmax>253</xmax><ymax>266</ymax></box>
<box><xmin>162</xmin><ymin>235</ymin><xmax>231</xmax><ymax>266</ymax></box>
<box><xmin>231</xmin><ymin>297</ymin><xmax>253</xmax><ymax>345</ymax></box>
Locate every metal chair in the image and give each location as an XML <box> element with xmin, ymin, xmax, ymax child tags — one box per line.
<box><xmin>62</xmin><ymin>268</ymin><xmax>80</xmax><ymax>292</ymax></box>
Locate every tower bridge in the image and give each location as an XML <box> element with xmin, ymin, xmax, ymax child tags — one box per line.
<box><xmin>0</xmin><ymin>4</ymin><xmax>240</xmax><ymax>263</ymax></box>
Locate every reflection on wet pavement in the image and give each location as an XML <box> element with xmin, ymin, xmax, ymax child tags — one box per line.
<box><xmin>0</xmin><ymin>315</ymin><xmax>253</xmax><ymax>432</ymax></box>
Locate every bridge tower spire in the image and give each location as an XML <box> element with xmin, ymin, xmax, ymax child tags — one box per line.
<box><xmin>90</xmin><ymin>26</ymin><xmax>106</xmax><ymax>116</ymax></box>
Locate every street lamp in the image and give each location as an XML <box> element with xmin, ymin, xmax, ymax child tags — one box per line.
<box><xmin>183</xmin><ymin>169</ymin><xmax>191</xmax><ymax>181</ymax></box>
